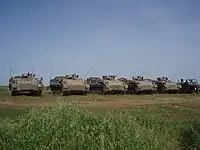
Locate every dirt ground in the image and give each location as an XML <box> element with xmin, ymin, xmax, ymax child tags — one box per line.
<box><xmin>0</xmin><ymin>94</ymin><xmax>200</xmax><ymax>109</ymax></box>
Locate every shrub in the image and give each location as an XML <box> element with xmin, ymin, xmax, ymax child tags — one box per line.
<box><xmin>0</xmin><ymin>104</ymin><xmax>170</xmax><ymax>150</ymax></box>
<box><xmin>180</xmin><ymin>119</ymin><xmax>200</xmax><ymax>150</ymax></box>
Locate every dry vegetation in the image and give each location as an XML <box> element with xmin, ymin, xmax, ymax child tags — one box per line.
<box><xmin>0</xmin><ymin>87</ymin><xmax>200</xmax><ymax>149</ymax></box>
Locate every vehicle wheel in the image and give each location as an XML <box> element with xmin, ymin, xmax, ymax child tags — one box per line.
<box><xmin>121</xmin><ymin>91</ymin><xmax>125</xmax><ymax>95</ymax></box>
<box><xmin>62</xmin><ymin>92</ymin><xmax>69</xmax><ymax>96</ymax></box>
<box><xmin>36</xmin><ymin>91</ymin><xmax>42</xmax><ymax>96</ymax></box>
<box><xmin>102</xmin><ymin>91</ymin><xmax>108</xmax><ymax>95</ymax></box>
<box><xmin>61</xmin><ymin>92</ymin><xmax>65</xmax><ymax>96</ymax></box>
<box><xmin>11</xmin><ymin>91</ymin><xmax>17</xmax><ymax>96</ymax></box>
<box><xmin>82</xmin><ymin>91</ymin><xmax>87</xmax><ymax>95</ymax></box>
<box><xmin>136</xmin><ymin>91</ymin><xmax>141</xmax><ymax>95</ymax></box>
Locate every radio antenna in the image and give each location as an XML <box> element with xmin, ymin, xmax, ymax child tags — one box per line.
<box><xmin>139</xmin><ymin>71</ymin><xmax>144</xmax><ymax>77</ymax></box>
<box><xmin>84</xmin><ymin>67</ymin><xmax>92</xmax><ymax>81</ymax></box>
<box><xmin>116</xmin><ymin>72</ymin><xmax>120</xmax><ymax>76</ymax></box>
<box><xmin>9</xmin><ymin>68</ymin><xmax>12</xmax><ymax>77</ymax></box>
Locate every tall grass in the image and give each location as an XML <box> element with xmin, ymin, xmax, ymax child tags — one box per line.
<box><xmin>0</xmin><ymin>87</ymin><xmax>8</xmax><ymax>97</ymax></box>
<box><xmin>180</xmin><ymin>119</ymin><xmax>200</xmax><ymax>150</ymax></box>
<box><xmin>0</xmin><ymin>104</ymin><xmax>200</xmax><ymax>150</ymax></box>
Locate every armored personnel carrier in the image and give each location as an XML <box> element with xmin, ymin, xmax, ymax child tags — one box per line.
<box><xmin>132</xmin><ymin>76</ymin><xmax>157</xmax><ymax>94</ymax></box>
<box><xmin>117</xmin><ymin>77</ymin><xmax>135</xmax><ymax>94</ymax></box>
<box><xmin>178</xmin><ymin>78</ymin><xmax>199</xmax><ymax>93</ymax></box>
<box><xmin>101</xmin><ymin>75</ymin><xmax>128</xmax><ymax>94</ymax></box>
<box><xmin>8</xmin><ymin>72</ymin><xmax>44</xmax><ymax>96</ymax></box>
<box><xmin>50</xmin><ymin>73</ymin><xmax>90</xmax><ymax>95</ymax></box>
<box><xmin>156</xmin><ymin>77</ymin><xmax>181</xmax><ymax>93</ymax></box>
<box><xmin>87</xmin><ymin>75</ymin><xmax>128</xmax><ymax>94</ymax></box>
<box><xmin>49</xmin><ymin>76</ymin><xmax>66</xmax><ymax>94</ymax></box>
<box><xmin>86</xmin><ymin>77</ymin><xmax>104</xmax><ymax>93</ymax></box>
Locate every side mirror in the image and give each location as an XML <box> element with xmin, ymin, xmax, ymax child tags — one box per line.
<box><xmin>40</xmin><ymin>77</ymin><xmax>43</xmax><ymax>81</ymax></box>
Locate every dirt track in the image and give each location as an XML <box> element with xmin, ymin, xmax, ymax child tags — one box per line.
<box><xmin>0</xmin><ymin>94</ymin><xmax>199</xmax><ymax>109</ymax></box>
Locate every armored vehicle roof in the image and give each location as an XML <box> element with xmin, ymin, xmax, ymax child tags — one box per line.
<box><xmin>88</xmin><ymin>77</ymin><xmax>101</xmax><ymax>80</ymax></box>
<box><xmin>132</xmin><ymin>76</ymin><xmax>144</xmax><ymax>81</ymax></box>
<box><xmin>66</xmin><ymin>74</ymin><xmax>79</xmax><ymax>79</ymax></box>
<box><xmin>13</xmin><ymin>76</ymin><xmax>21</xmax><ymax>79</ymax></box>
<box><xmin>102</xmin><ymin>75</ymin><xmax>116</xmax><ymax>80</ymax></box>
<box><xmin>54</xmin><ymin>74</ymin><xmax>80</xmax><ymax>80</ymax></box>
<box><xmin>55</xmin><ymin>76</ymin><xmax>66</xmax><ymax>79</ymax></box>
<box><xmin>21</xmin><ymin>72</ymin><xmax>35</xmax><ymax>78</ymax></box>
<box><xmin>118</xmin><ymin>77</ymin><xmax>128</xmax><ymax>82</ymax></box>
<box><xmin>10</xmin><ymin>73</ymin><xmax>38</xmax><ymax>80</ymax></box>
<box><xmin>157</xmin><ymin>77</ymin><xmax>168</xmax><ymax>81</ymax></box>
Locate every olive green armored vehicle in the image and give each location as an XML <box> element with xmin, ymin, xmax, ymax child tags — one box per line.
<box><xmin>50</xmin><ymin>73</ymin><xmax>90</xmax><ymax>95</ymax></box>
<box><xmin>8</xmin><ymin>72</ymin><xmax>44</xmax><ymax>96</ymax></box>
<box><xmin>101</xmin><ymin>75</ymin><xmax>128</xmax><ymax>94</ymax></box>
<box><xmin>132</xmin><ymin>76</ymin><xmax>157</xmax><ymax>94</ymax></box>
<box><xmin>156</xmin><ymin>77</ymin><xmax>181</xmax><ymax>93</ymax></box>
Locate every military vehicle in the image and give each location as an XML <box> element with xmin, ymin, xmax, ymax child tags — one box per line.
<box><xmin>8</xmin><ymin>72</ymin><xmax>44</xmax><ymax>96</ymax></box>
<box><xmin>87</xmin><ymin>75</ymin><xmax>128</xmax><ymax>94</ymax></box>
<box><xmin>132</xmin><ymin>76</ymin><xmax>157</xmax><ymax>94</ymax></box>
<box><xmin>178</xmin><ymin>78</ymin><xmax>199</xmax><ymax>93</ymax></box>
<box><xmin>86</xmin><ymin>77</ymin><xmax>104</xmax><ymax>94</ymax></box>
<box><xmin>118</xmin><ymin>76</ymin><xmax>157</xmax><ymax>94</ymax></box>
<box><xmin>118</xmin><ymin>77</ymin><xmax>135</xmax><ymax>94</ymax></box>
<box><xmin>101</xmin><ymin>75</ymin><xmax>128</xmax><ymax>94</ymax></box>
<box><xmin>49</xmin><ymin>76</ymin><xmax>66</xmax><ymax>94</ymax></box>
<box><xmin>156</xmin><ymin>77</ymin><xmax>181</xmax><ymax>93</ymax></box>
<box><xmin>50</xmin><ymin>73</ymin><xmax>90</xmax><ymax>95</ymax></box>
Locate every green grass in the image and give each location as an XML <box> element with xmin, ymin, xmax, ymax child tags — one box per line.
<box><xmin>0</xmin><ymin>103</ymin><xmax>200</xmax><ymax>150</ymax></box>
<box><xmin>0</xmin><ymin>87</ymin><xmax>8</xmax><ymax>97</ymax></box>
<box><xmin>0</xmin><ymin>108</ymin><xmax>28</xmax><ymax>119</ymax></box>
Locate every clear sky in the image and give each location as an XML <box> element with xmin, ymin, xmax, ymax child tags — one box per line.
<box><xmin>0</xmin><ymin>0</ymin><xmax>200</xmax><ymax>85</ymax></box>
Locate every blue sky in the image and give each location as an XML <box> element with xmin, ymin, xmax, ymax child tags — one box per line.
<box><xmin>0</xmin><ymin>0</ymin><xmax>200</xmax><ymax>85</ymax></box>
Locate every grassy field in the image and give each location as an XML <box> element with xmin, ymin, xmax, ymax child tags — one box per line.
<box><xmin>0</xmin><ymin>88</ymin><xmax>200</xmax><ymax>149</ymax></box>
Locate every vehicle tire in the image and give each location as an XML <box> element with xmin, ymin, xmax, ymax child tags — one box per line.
<box><xmin>11</xmin><ymin>91</ymin><xmax>17</xmax><ymax>96</ymax></box>
<box><xmin>36</xmin><ymin>91</ymin><xmax>42</xmax><ymax>97</ymax></box>
<box><xmin>136</xmin><ymin>91</ymin><xmax>141</xmax><ymax>95</ymax></box>
<box><xmin>82</xmin><ymin>91</ymin><xmax>87</xmax><ymax>95</ymax></box>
